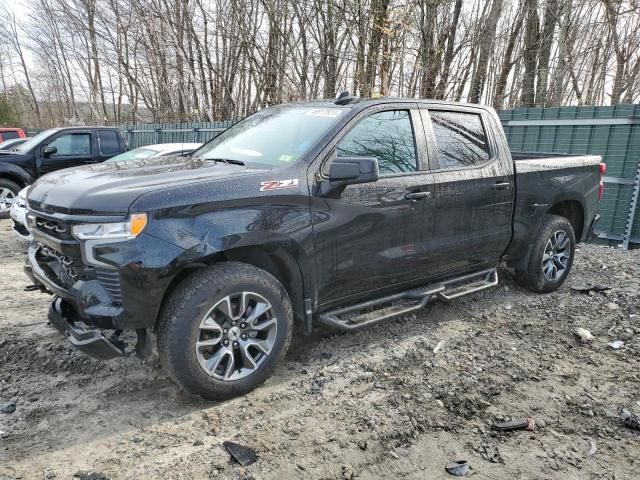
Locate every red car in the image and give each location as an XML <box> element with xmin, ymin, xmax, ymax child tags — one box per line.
<box><xmin>0</xmin><ymin>128</ymin><xmax>26</xmax><ymax>142</ymax></box>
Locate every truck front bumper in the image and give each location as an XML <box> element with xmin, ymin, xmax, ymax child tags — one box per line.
<box><xmin>47</xmin><ymin>296</ymin><xmax>124</xmax><ymax>360</ymax></box>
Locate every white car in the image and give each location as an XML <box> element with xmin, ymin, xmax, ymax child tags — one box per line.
<box><xmin>106</xmin><ymin>143</ymin><xmax>202</xmax><ymax>162</ymax></box>
<box><xmin>9</xmin><ymin>143</ymin><xmax>202</xmax><ymax>240</ymax></box>
<box><xmin>10</xmin><ymin>186</ymin><xmax>31</xmax><ymax>240</ymax></box>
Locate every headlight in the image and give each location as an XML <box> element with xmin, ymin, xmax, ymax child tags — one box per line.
<box><xmin>72</xmin><ymin>213</ymin><xmax>148</xmax><ymax>240</ymax></box>
<box><xmin>14</xmin><ymin>196</ymin><xmax>26</xmax><ymax>208</ymax></box>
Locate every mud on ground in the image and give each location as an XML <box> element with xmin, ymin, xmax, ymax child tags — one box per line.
<box><xmin>0</xmin><ymin>218</ymin><xmax>639</xmax><ymax>479</ymax></box>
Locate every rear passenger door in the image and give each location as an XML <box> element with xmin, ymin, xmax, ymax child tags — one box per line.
<box><xmin>97</xmin><ymin>130</ymin><xmax>123</xmax><ymax>161</ymax></box>
<box><xmin>421</xmin><ymin>107</ymin><xmax>514</xmax><ymax>274</ymax></box>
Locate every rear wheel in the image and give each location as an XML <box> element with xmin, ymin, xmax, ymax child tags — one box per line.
<box><xmin>515</xmin><ymin>214</ymin><xmax>576</xmax><ymax>293</ymax></box>
<box><xmin>0</xmin><ymin>179</ymin><xmax>20</xmax><ymax>219</ymax></box>
<box><xmin>157</xmin><ymin>262</ymin><xmax>293</xmax><ymax>400</ymax></box>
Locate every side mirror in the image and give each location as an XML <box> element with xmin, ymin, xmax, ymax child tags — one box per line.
<box><xmin>320</xmin><ymin>156</ymin><xmax>379</xmax><ymax>196</ymax></box>
<box><xmin>43</xmin><ymin>145</ymin><xmax>57</xmax><ymax>156</ymax></box>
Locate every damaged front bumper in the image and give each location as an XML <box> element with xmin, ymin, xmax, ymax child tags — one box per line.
<box><xmin>48</xmin><ymin>296</ymin><xmax>124</xmax><ymax>360</ymax></box>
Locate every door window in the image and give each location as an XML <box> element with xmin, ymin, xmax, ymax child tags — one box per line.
<box><xmin>337</xmin><ymin>110</ymin><xmax>417</xmax><ymax>175</ymax></box>
<box><xmin>48</xmin><ymin>133</ymin><xmax>91</xmax><ymax>156</ymax></box>
<box><xmin>429</xmin><ymin>111</ymin><xmax>490</xmax><ymax>169</ymax></box>
<box><xmin>98</xmin><ymin>130</ymin><xmax>120</xmax><ymax>155</ymax></box>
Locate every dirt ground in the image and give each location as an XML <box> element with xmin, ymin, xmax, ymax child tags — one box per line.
<box><xmin>0</xmin><ymin>218</ymin><xmax>639</xmax><ymax>480</ymax></box>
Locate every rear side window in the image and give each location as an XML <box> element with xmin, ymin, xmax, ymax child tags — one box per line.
<box><xmin>98</xmin><ymin>130</ymin><xmax>121</xmax><ymax>155</ymax></box>
<box><xmin>429</xmin><ymin>111</ymin><xmax>490</xmax><ymax>169</ymax></box>
<box><xmin>337</xmin><ymin>110</ymin><xmax>417</xmax><ymax>175</ymax></box>
<box><xmin>2</xmin><ymin>131</ymin><xmax>19</xmax><ymax>140</ymax></box>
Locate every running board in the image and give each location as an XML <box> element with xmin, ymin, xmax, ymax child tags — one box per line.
<box><xmin>318</xmin><ymin>268</ymin><xmax>498</xmax><ymax>331</ymax></box>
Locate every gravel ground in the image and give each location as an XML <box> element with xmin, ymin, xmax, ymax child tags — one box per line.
<box><xmin>0</xmin><ymin>217</ymin><xmax>639</xmax><ymax>479</ymax></box>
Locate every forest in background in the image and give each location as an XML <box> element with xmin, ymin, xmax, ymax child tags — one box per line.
<box><xmin>0</xmin><ymin>0</ymin><xmax>639</xmax><ymax>127</ymax></box>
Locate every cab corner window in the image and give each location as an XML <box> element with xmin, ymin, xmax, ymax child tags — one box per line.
<box><xmin>429</xmin><ymin>111</ymin><xmax>490</xmax><ymax>169</ymax></box>
<box><xmin>337</xmin><ymin>110</ymin><xmax>417</xmax><ymax>175</ymax></box>
<box><xmin>48</xmin><ymin>133</ymin><xmax>91</xmax><ymax>157</ymax></box>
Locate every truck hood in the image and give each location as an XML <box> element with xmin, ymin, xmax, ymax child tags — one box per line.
<box><xmin>27</xmin><ymin>156</ymin><xmax>267</xmax><ymax>215</ymax></box>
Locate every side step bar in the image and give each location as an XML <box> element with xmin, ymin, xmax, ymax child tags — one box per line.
<box><xmin>318</xmin><ymin>268</ymin><xmax>498</xmax><ymax>331</ymax></box>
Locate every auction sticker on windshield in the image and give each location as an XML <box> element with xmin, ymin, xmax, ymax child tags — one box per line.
<box><xmin>260</xmin><ymin>179</ymin><xmax>299</xmax><ymax>192</ymax></box>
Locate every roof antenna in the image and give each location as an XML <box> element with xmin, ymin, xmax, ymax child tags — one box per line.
<box><xmin>335</xmin><ymin>90</ymin><xmax>358</xmax><ymax>105</ymax></box>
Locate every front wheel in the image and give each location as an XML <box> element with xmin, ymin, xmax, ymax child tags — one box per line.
<box><xmin>515</xmin><ymin>214</ymin><xmax>576</xmax><ymax>293</ymax></box>
<box><xmin>157</xmin><ymin>262</ymin><xmax>293</xmax><ymax>400</ymax></box>
<box><xmin>0</xmin><ymin>179</ymin><xmax>20</xmax><ymax>219</ymax></box>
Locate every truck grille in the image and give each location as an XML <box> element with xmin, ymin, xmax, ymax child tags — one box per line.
<box><xmin>95</xmin><ymin>268</ymin><xmax>123</xmax><ymax>305</ymax></box>
<box><xmin>35</xmin><ymin>243</ymin><xmax>83</xmax><ymax>288</ymax></box>
<box><xmin>33</xmin><ymin>216</ymin><xmax>74</xmax><ymax>240</ymax></box>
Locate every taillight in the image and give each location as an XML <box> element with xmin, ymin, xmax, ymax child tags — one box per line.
<box><xmin>598</xmin><ymin>162</ymin><xmax>606</xmax><ymax>200</ymax></box>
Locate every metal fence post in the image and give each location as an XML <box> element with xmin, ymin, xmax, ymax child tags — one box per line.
<box><xmin>622</xmin><ymin>161</ymin><xmax>640</xmax><ymax>250</ymax></box>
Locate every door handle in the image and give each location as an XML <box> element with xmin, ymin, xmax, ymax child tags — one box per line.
<box><xmin>404</xmin><ymin>191</ymin><xmax>432</xmax><ymax>201</ymax></box>
<box><xmin>491</xmin><ymin>182</ymin><xmax>511</xmax><ymax>190</ymax></box>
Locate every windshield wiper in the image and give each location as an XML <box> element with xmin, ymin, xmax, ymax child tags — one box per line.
<box><xmin>204</xmin><ymin>158</ymin><xmax>245</xmax><ymax>166</ymax></box>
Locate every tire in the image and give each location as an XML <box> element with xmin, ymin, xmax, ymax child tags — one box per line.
<box><xmin>0</xmin><ymin>179</ymin><xmax>20</xmax><ymax>219</ymax></box>
<box><xmin>157</xmin><ymin>262</ymin><xmax>293</xmax><ymax>400</ymax></box>
<box><xmin>515</xmin><ymin>214</ymin><xmax>576</xmax><ymax>293</ymax></box>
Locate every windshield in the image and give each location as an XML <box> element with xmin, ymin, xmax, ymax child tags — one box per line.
<box><xmin>193</xmin><ymin>106</ymin><xmax>345</xmax><ymax>166</ymax></box>
<box><xmin>106</xmin><ymin>147</ymin><xmax>159</xmax><ymax>162</ymax></box>
<box><xmin>14</xmin><ymin>128</ymin><xmax>60</xmax><ymax>153</ymax></box>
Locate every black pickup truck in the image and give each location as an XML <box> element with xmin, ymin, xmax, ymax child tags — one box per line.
<box><xmin>0</xmin><ymin>127</ymin><xmax>126</xmax><ymax>218</ymax></box>
<box><xmin>23</xmin><ymin>98</ymin><xmax>603</xmax><ymax>399</ymax></box>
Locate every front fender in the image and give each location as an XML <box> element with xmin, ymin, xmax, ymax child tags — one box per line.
<box><xmin>0</xmin><ymin>162</ymin><xmax>33</xmax><ymax>186</ymax></box>
<box><xmin>143</xmin><ymin>202</ymin><xmax>317</xmax><ymax>311</ymax></box>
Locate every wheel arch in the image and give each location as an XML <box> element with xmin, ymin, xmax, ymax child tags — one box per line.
<box><xmin>546</xmin><ymin>198</ymin><xmax>584</xmax><ymax>241</ymax></box>
<box><xmin>155</xmin><ymin>245</ymin><xmax>310</xmax><ymax>333</ymax></box>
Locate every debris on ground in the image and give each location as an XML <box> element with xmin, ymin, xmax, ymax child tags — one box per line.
<box><xmin>0</xmin><ymin>402</ymin><xmax>16</xmax><ymax>414</ymax></box>
<box><xmin>223</xmin><ymin>441</ymin><xmax>257</xmax><ymax>466</ymax></box>
<box><xmin>608</xmin><ymin>340</ymin><xmax>625</xmax><ymax>349</ymax></box>
<box><xmin>587</xmin><ymin>438</ymin><xmax>598</xmax><ymax>456</ymax></box>
<box><xmin>575</xmin><ymin>327</ymin><xmax>594</xmax><ymax>343</ymax></box>
<box><xmin>492</xmin><ymin>417</ymin><xmax>535</xmax><ymax>432</ymax></box>
<box><xmin>570</xmin><ymin>284</ymin><xmax>611</xmax><ymax>294</ymax></box>
<box><xmin>445</xmin><ymin>460</ymin><xmax>470</xmax><ymax>476</ymax></box>
<box><xmin>433</xmin><ymin>340</ymin><xmax>446</xmax><ymax>354</ymax></box>
<box><xmin>619</xmin><ymin>408</ymin><xmax>640</xmax><ymax>430</ymax></box>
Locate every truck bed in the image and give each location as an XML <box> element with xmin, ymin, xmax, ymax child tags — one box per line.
<box><xmin>511</xmin><ymin>151</ymin><xmax>602</xmax><ymax>172</ymax></box>
<box><xmin>504</xmin><ymin>151</ymin><xmax>602</xmax><ymax>269</ymax></box>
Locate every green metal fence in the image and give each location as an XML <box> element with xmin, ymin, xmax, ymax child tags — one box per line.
<box><xmin>122</xmin><ymin>120</ymin><xmax>235</xmax><ymax>149</ymax></box>
<box><xmin>498</xmin><ymin>105</ymin><xmax>640</xmax><ymax>249</ymax></box>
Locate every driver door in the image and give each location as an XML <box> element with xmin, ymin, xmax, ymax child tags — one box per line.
<box><xmin>38</xmin><ymin>130</ymin><xmax>95</xmax><ymax>175</ymax></box>
<box><xmin>310</xmin><ymin>104</ymin><xmax>436</xmax><ymax>307</ymax></box>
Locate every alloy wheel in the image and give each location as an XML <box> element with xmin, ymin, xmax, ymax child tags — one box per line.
<box><xmin>542</xmin><ymin>230</ymin><xmax>571</xmax><ymax>281</ymax></box>
<box><xmin>195</xmin><ymin>291</ymin><xmax>277</xmax><ymax>381</ymax></box>
<box><xmin>0</xmin><ymin>188</ymin><xmax>15</xmax><ymax>212</ymax></box>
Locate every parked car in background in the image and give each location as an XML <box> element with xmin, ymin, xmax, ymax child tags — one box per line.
<box><xmin>0</xmin><ymin>128</ymin><xmax>26</xmax><ymax>142</ymax></box>
<box><xmin>0</xmin><ymin>138</ymin><xmax>28</xmax><ymax>151</ymax></box>
<box><xmin>23</xmin><ymin>97</ymin><xmax>603</xmax><ymax>400</ymax></box>
<box><xmin>8</xmin><ymin>143</ymin><xmax>200</xmax><ymax>237</ymax></box>
<box><xmin>106</xmin><ymin>143</ymin><xmax>202</xmax><ymax>162</ymax></box>
<box><xmin>9</xmin><ymin>186</ymin><xmax>31</xmax><ymax>240</ymax></box>
<box><xmin>0</xmin><ymin>126</ymin><xmax>126</xmax><ymax>218</ymax></box>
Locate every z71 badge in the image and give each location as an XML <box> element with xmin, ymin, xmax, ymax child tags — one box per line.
<box><xmin>260</xmin><ymin>179</ymin><xmax>299</xmax><ymax>192</ymax></box>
